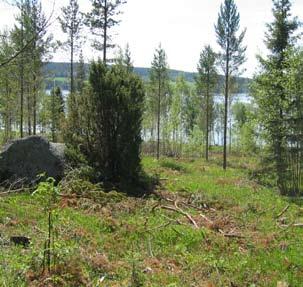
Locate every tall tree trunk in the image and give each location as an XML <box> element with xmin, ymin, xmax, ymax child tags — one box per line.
<box><xmin>157</xmin><ymin>77</ymin><xmax>161</xmax><ymax>160</ymax></box>
<box><xmin>27</xmin><ymin>86</ymin><xmax>32</xmax><ymax>135</ymax></box>
<box><xmin>70</xmin><ymin>33</ymin><xmax>74</xmax><ymax>94</ymax></box>
<box><xmin>206</xmin><ymin>71</ymin><xmax>210</xmax><ymax>161</ymax></box>
<box><xmin>51</xmin><ymin>88</ymin><xmax>55</xmax><ymax>142</ymax></box>
<box><xmin>103</xmin><ymin>0</ymin><xmax>107</xmax><ymax>63</ymax></box>
<box><xmin>33</xmin><ymin>77</ymin><xmax>37</xmax><ymax>135</ymax></box>
<box><xmin>276</xmin><ymin>107</ymin><xmax>286</xmax><ymax>194</ymax></box>
<box><xmin>223</xmin><ymin>44</ymin><xmax>230</xmax><ymax>170</ymax></box>
<box><xmin>32</xmin><ymin>15</ymin><xmax>37</xmax><ymax>135</ymax></box>
<box><xmin>229</xmin><ymin>105</ymin><xmax>232</xmax><ymax>153</ymax></box>
<box><xmin>20</xmin><ymin>1</ymin><xmax>24</xmax><ymax>138</ymax></box>
<box><xmin>5</xmin><ymin>79</ymin><xmax>10</xmax><ymax>141</ymax></box>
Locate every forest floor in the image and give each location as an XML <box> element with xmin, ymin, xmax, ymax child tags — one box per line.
<box><xmin>0</xmin><ymin>155</ymin><xmax>303</xmax><ymax>286</ymax></box>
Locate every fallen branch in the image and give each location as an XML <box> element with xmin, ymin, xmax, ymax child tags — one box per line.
<box><xmin>278</xmin><ymin>222</ymin><xmax>303</xmax><ymax>232</ymax></box>
<box><xmin>161</xmin><ymin>204</ymin><xmax>199</xmax><ymax>229</ymax></box>
<box><xmin>200</xmin><ymin>213</ymin><xmax>214</xmax><ymax>224</ymax></box>
<box><xmin>218</xmin><ymin>229</ymin><xmax>245</xmax><ymax>238</ymax></box>
<box><xmin>222</xmin><ymin>232</ymin><xmax>246</xmax><ymax>239</ymax></box>
<box><xmin>145</xmin><ymin>221</ymin><xmax>172</xmax><ymax>233</ymax></box>
<box><xmin>156</xmin><ymin>192</ymin><xmax>215</xmax><ymax>212</ymax></box>
<box><xmin>160</xmin><ymin>214</ymin><xmax>183</xmax><ymax>225</ymax></box>
<box><xmin>0</xmin><ymin>187</ymin><xmax>30</xmax><ymax>197</ymax></box>
<box><xmin>276</xmin><ymin>205</ymin><xmax>290</xmax><ymax>219</ymax></box>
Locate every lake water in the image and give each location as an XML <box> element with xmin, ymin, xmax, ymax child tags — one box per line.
<box><xmin>46</xmin><ymin>90</ymin><xmax>251</xmax><ymax>104</ymax></box>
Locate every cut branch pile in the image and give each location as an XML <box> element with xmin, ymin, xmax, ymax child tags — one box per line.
<box><xmin>152</xmin><ymin>191</ymin><xmax>245</xmax><ymax>238</ymax></box>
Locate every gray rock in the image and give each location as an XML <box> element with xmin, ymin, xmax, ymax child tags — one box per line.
<box><xmin>0</xmin><ymin>136</ymin><xmax>65</xmax><ymax>185</ymax></box>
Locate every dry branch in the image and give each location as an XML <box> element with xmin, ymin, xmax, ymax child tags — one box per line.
<box><xmin>278</xmin><ymin>221</ymin><xmax>303</xmax><ymax>232</ymax></box>
<box><xmin>200</xmin><ymin>213</ymin><xmax>214</xmax><ymax>224</ymax></box>
<box><xmin>276</xmin><ymin>205</ymin><xmax>290</xmax><ymax>219</ymax></box>
<box><xmin>161</xmin><ymin>204</ymin><xmax>199</xmax><ymax>229</ymax></box>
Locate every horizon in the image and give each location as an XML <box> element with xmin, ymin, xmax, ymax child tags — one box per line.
<box><xmin>1</xmin><ymin>0</ymin><xmax>303</xmax><ymax>77</ymax></box>
<box><xmin>46</xmin><ymin>61</ymin><xmax>252</xmax><ymax>79</ymax></box>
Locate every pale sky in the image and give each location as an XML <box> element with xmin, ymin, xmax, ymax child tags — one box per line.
<box><xmin>1</xmin><ymin>0</ymin><xmax>303</xmax><ymax>77</ymax></box>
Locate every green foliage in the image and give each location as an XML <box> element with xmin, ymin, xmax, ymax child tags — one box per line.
<box><xmin>232</xmin><ymin>102</ymin><xmax>247</xmax><ymax>128</ymax></box>
<box><xmin>2</xmin><ymin>156</ymin><xmax>303</xmax><ymax>285</ymax></box>
<box><xmin>64</xmin><ymin>145</ymin><xmax>88</xmax><ymax>168</ymax></box>
<box><xmin>59</xmin><ymin>0</ymin><xmax>83</xmax><ymax>94</ymax></box>
<box><xmin>66</xmin><ymin>59</ymin><xmax>145</xmax><ymax>191</ymax></box>
<box><xmin>32</xmin><ymin>177</ymin><xmax>59</xmax><ymax>273</ymax></box>
<box><xmin>183</xmin><ymin>125</ymin><xmax>204</xmax><ymax>158</ymax></box>
<box><xmin>231</xmin><ymin>102</ymin><xmax>258</xmax><ymax>154</ymax></box>
<box><xmin>252</xmin><ymin>0</ymin><xmax>301</xmax><ymax>195</ymax></box>
<box><xmin>51</xmin><ymin>87</ymin><xmax>65</xmax><ymax>142</ymax></box>
<box><xmin>2</xmin><ymin>0</ymin><xmax>52</xmax><ymax>138</ymax></box>
<box><xmin>44</xmin><ymin>62</ymin><xmax>251</xmax><ymax>93</ymax></box>
<box><xmin>196</xmin><ymin>45</ymin><xmax>217</xmax><ymax>160</ymax></box>
<box><xmin>215</xmin><ymin>0</ymin><xmax>246</xmax><ymax>169</ymax></box>
<box><xmin>85</xmin><ymin>0</ymin><xmax>126</xmax><ymax>62</ymax></box>
<box><xmin>76</xmin><ymin>50</ymin><xmax>86</xmax><ymax>93</ymax></box>
<box><xmin>159</xmin><ymin>159</ymin><xmax>187</xmax><ymax>173</ymax></box>
<box><xmin>215</xmin><ymin>0</ymin><xmax>247</xmax><ymax>73</ymax></box>
<box><xmin>149</xmin><ymin>44</ymin><xmax>171</xmax><ymax>159</ymax></box>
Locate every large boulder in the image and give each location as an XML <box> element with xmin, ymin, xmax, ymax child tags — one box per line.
<box><xmin>0</xmin><ymin>136</ymin><xmax>65</xmax><ymax>185</ymax></box>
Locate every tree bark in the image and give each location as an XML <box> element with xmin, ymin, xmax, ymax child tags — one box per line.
<box><xmin>33</xmin><ymin>77</ymin><xmax>37</xmax><ymax>135</ymax></box>
<box><xmin>157</xmin><ymin>76</ymin><xmax>161</xmax><ymax>160</ymax></box>
<box><xmin>70</xmin><ymin>31</ymin><xmax>74</xmax><ymax>94</ymax></box>
<box><xmin>20</xmin><ymin>7</ymin><xmax>24</xmax><ymax>139</ymax></box>
<box><xmin>206</xmin><ymin>70</ymin><xmax>210</xmax><ymax>161</ymax></box>
<box><xmin>27</xmin><ymin>86</ymin><xmax>32</xmax><ymax>135</ymax></box>
<box><xmin>103</xmin><ymin>0</ymin><xmax>107</xmax><ymax>63</ymax></box>
<box><xmin>223</xmin><ymin>43</ymin><xmax>230</xmax><ymax>170</ymax></box>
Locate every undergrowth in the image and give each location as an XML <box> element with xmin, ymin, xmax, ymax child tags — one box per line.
<box><xmin>0</xmin><ymin>155</ymin><xmax>302</xmax><ymax>286</ymax></box>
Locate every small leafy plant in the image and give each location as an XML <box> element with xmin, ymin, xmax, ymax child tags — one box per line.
<box><xmin>32</xmin><ymin>176</ymin><xmax>59</xmax><ymax>274</ymax></box>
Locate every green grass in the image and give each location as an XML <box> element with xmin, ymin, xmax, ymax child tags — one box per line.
<box><xmin>0</xmin><ymin>155</ymin><xmax>303</xmax><ymax>286</ymax></box>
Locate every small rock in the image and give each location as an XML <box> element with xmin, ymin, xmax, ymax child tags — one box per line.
<box><xmin>10</xmin><ymin>236</ymin><xmax>31</xmax><ymax>248</ymax></box>
<box><xmin>143</xmin><ymin>267</ymin><xmax>153</xmax><ymax>273</ymax></box>
<box><xmin>277</xmin><ymin>281</ymin><xmax>289</xmax><ymax>287</ymax></box>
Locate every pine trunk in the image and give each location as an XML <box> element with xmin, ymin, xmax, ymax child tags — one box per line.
<box><xmin>157</xmin><ymin>76</ymin><xmax>161</xmax><ymax>160</ymax></box>
<box><xmin>223</xmin><ymin>45</ymin><xmax>230</xmax><ymax>170</ymax></box>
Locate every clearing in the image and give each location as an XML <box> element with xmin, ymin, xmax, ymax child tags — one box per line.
<box><xmin>0</xmin><ymin>155</ymin><xmax>303</xmax><ymax>286</ymax></box>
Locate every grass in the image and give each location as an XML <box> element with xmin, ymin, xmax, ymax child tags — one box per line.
<box><xmin>0</xmin><ymin>155</ymin><xmax>303</xmax><ymax>286</ymax></box>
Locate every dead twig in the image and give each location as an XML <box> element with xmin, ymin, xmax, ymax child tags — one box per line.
<box><xmin>0</xmin><ymin>187</ymin><xmax>30</xmax><ymax>197</ymax></box>
<box><xmin>145</xmin><ymin>221</ymin><xmax>172</xmax><ymax>233</ymax></box>
<box><xmin>218</xmin><ymin>229</ymin><xmax>245</xmax><ymax>238</ymax></box>
<box><xmin>161</xmin><ymin>202</ymin><xmax>199</xmax><ymax>229</ymax></box>
<box><xmin>200</xmin><ymin>213</ymin><xmax>214</xmax><ymax>224</ymax></box>
<box><xmin>276</xmin><ymin>205</ymin><xmax>290</xmax><ymax>219</ymax></box>
<box><xmin>280</xmin><ymin>222</ymin><xmax>303</xmax><ymax>229</ymax></box>
<box><xmin>221</xmin><ymin>232</ymin><xmax>245</xmax><ymax>239</ymax></box>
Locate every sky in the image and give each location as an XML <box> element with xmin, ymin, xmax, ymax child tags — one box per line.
<box><xmin>1</xmin><ymin>0</ymin><xmax>303</xmax><ymax>77</ymax></box>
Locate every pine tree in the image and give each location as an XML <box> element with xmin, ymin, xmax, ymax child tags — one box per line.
<box><xmin>196</xmin><ymin>45</ymin><xmax>217</xmax><ymax>161</ymax></box>
<box><xmin>81</xmin><ymin>60</ymin><xmax>145</xmax><ymax>188</ymax></box>
<box><xmin>50</xmin><ymin>87</ymin><xmax>65</xmax><ymax>142</ymax></box>
<box><xmin>76</xmin><ymin>49</ymin><xmax>86</xmax><ymax>93</ymax></box>
<box><xmin>28</xmin><ymin>0</ymin><xmax>51</xmax><ymax>135</ymax></box>
<box><xmin>169</xmin><ymin>75</ymin><xmax>188</xmax><ymax>156</ymax></box>
<box><xmin>0</xmin><ymin>31</ymin><xmax>18</xmax><ymax>142</ymax></box>
<box><xmin>11</xmin><ymin>0</ymin><xmax>51</xmax><ymax>137</ymax></box>
<box><xmin>17</xmin><ymin>0</ymin><xmax>25</xmax><ymax>138</ymax></box>
<box><xmin>252</xmin><ymin>0</ymin><xmax>298</xmax><ymax>194</ymax></box>
<box><xmin>86</xmin><ymin>0</ymin><xmax>126</xmax><ymax>63</ymax></box>
<box><xmin>123</xmin><ymin>43</ymin><xmax>133</xmax><ymax>71</ymax></box>
<box><xmin>59</xmin><ymin>0</ymin><xmax>83</xmax><ymax>94</ymax></box>
<box><xmin>215</xmin><ymin>0</ymin><xmax>246</xmax><ymax>169</ymax></box>
<box><xmin>149</xmin><ymin>44</ymin><xmax>170</xmax><ymax>159</ymax></box>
